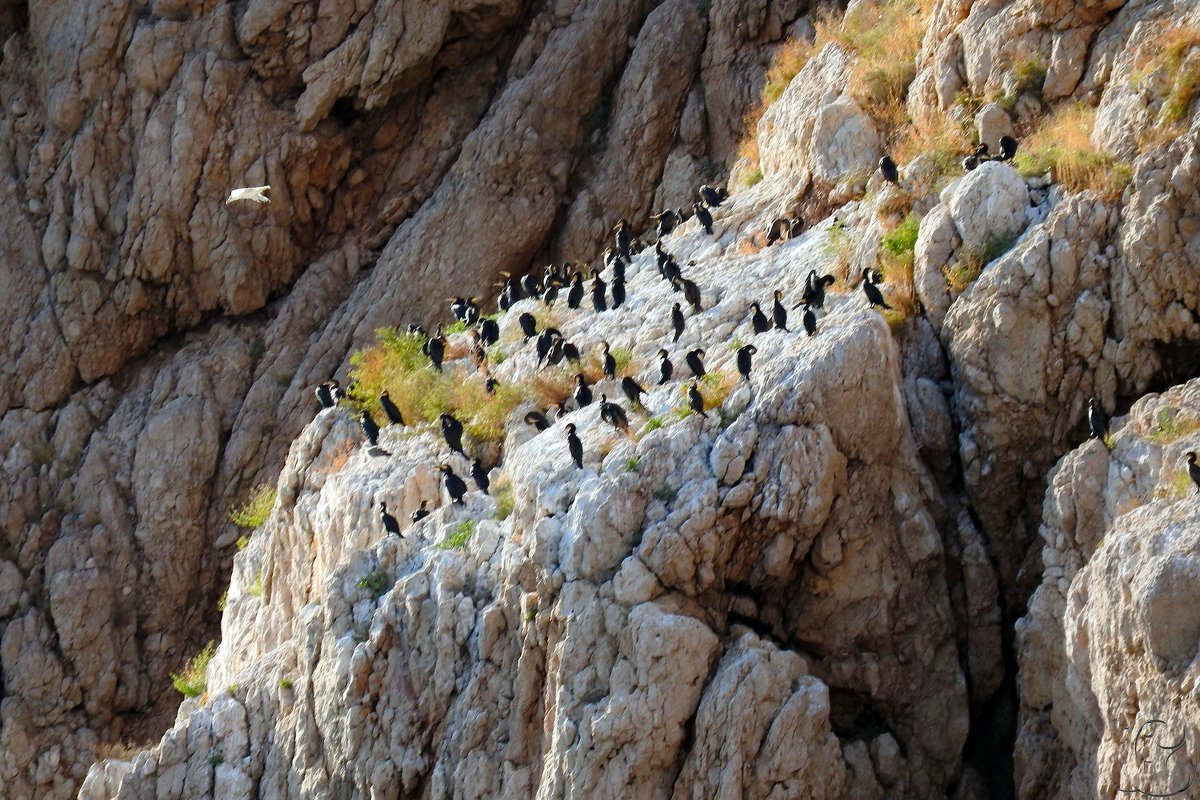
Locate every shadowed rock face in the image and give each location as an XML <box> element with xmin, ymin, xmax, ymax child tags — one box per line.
<box><xmin>0</xmin><ymin>0</ymin><xmax>814</xmax><ymax>795</ymax></box>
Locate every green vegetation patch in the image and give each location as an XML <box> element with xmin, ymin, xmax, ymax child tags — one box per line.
<box><xmin>438</xmin><ymin>519</ymin><xmax>477</xmax><ymax>550</ymax></box>
<box><xmin>170</xmin><ymin>641</ymin><xmax>215</xmax><ymax>698</ymax></box>
<box><xmin>230</xmin><ymin>485</ymin><xmax>276</xmax><ymax>528</ymax></box>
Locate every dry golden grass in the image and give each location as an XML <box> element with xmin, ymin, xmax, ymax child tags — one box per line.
<box><xmin>1014</xmin><ymin>104</ymin><xmax>1132</xmax><ymax>201</ymax></box>
<box><xmin>892</xmin><ymin>111</ymin><xmax>973</xmax><ymax>185</ymax></box>
<box><xmin>1130</xmin><ymin>26</ymin><xmax>1200</xmax><ymax>145</ymax></box>
<box><xmin>347</xmin><ymin>327</ymin><xmax>528</xmax><ymax>445</ymax></box>
<box><xmin>529</xmin><ymin>368</ymin><xmax>577</xmax><ymax>409</ymax></box>
<box><xmin>95</xmin><ymin>739</ymin><xmax>152</xmax><ymax>762</ymax></box>
<box><xmin>878</xmin><ymin>213</ymin><xmax>920</xmax><ymax>326</ymax></box>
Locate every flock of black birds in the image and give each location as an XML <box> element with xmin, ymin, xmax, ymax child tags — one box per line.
<box><xmin>308</xmin><ymin>179</ymin><xmax>905</xmax><ymax>537</ymax></box>
<box><xmin>316</xmin><ymin>146</ymin><xmax>1200</xmax><ymax>538</ymax></box>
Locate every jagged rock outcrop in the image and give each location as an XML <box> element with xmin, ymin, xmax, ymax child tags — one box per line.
<box><xmin>1015</xmin><ymin>380</ymin><xmax>1200</xmax><ymax>799</ymax></box>
<box><xmin>0</xmin><ymin>1</ymin><xmax>816</xmax><ymax>794</ymax></box>
<box><xmin>83</xmin><ymin>185</ymin><xmax>968</xmax><ymax>798</ymax></box>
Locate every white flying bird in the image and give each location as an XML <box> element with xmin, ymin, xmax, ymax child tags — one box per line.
<box><xmin>226</xmin><ymin>185</ymin><xmax>270</xmax><ymax>204</ymax></box>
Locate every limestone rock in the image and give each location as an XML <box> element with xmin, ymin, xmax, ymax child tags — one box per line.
<box><xmin>975</xmin><ymin>102</ymin><xmax>1014</xmax><ymax>154</ymax></box>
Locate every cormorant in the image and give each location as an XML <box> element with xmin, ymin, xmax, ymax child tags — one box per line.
<box><xmin>765</xmin><ymin>217</ymin><xmax>790</xmax><ymax>247</ymax></box>
<box><xmin>425</xmin><ymin>326</ymin><xmax>446</xmax><ymax>372</ymax></box>
<box><xmin>360</xmin><ymin>410</ymin><xmax>380</xmax><ymax>446</ymax></box>
<box><xmin>545</xmin><ymin>338</ymin><xmax>564</xmax><ymax>367</ymax></box>
<box><xmin>315</xmin><ymin>382</ymin><xmax>335</xmax><ymax>409</ymax></box>
<box><xmin>672</xmin><ymin>303</ymin><xmax>686</xmax><ymax>343</ymax></box>
<box><xmin>789</xmin><ymin>217</ymin><xmax>804</xmax><ymax>239</ymax></box>
<box><xmin>663</xmin><ymin>256</ymin><xmax>681</xmax><ymax>285</ymax></box>
<box><xmin>1088</xmin><ymin>398</ymin><xmax>1107</xmax><ymax>440</ymax></box>
<box><xmin>655</xmin><ymin>241</ymin><xmax>670</xmax><ymax>275</ymax></box>
<box><xmin>562</xmin><ymin>341</ymin><xmax>581</xmax><ymax>364</ymax></box>
<box><xmin>685</xmin><ymin>348</ymin><xmax>706</xmax><ymax>377</ymax></box>
<box><xmin>329</xmin><ymin>379</ymin><xmax>344</xmax><ymax>404</ymax></box>
<box><xmin>591</xmin><ymin>269</ymin><xmax>608</xmax><ymax>313</ymax></box>
<box><xmin>485</xmin><ymin>377</ymin><xmax>499</xmax><ymax>394</ymax></box>
<box><xmin>407</xmin><ymin>324</ymin><xmax>427</xmax><ymax>339</ymax></box>
<box><xmin>380</xmin><ymin>391</ymin><xmax>404</xmax><ymax>426</ymax></box>
<box><xmin>699</xmin><ymin>184</ymin><xmax>725</xmax><ymax>208</ymax></box>
<box><xmin>410</xmin><ymin>500</ymin><xmax>429</xmax><ymax>524</ymax></box>
<box><xmin>674</xmin><ymin>275</ymin><xmax>702</xmax><ymax>313</ymax></box>
<box><xmin>521</xmin><ymin>272</ymin><xmax>541</xmax><ymax>299</ymax></box>
<box><xmin>574</xmin><ymin>373</ymin><xmax>594</xmax><ymax>408</ymax></box>
<box><xmin>438</xmin><ymin>465</ymin><xmax>467</xmax><ymax>506</ymax></box>
<box><xmin>518</xmin><ymin>312</ymin><xmax>538</xmax><ymax>341</ymax></box>
<box><xmin>802</xmin><ymin>271</ymin><xmax>836</xmax><ymax>309</ymax></box>
<box><xmin>615</xmin><ymin>220</ymin><xmax>632</xmax><ymax>264</ymax></box>
<box><xmin>379</xmin><ymin>502</ymin><xmax>401</xmax><ymax>537</ymax></box>
<box><xmin>536</xmin><ymin>329</ymin><xmax>560</xmax><ymax>365</ymax></box>
<box><xmin>524</xmin><ymin>410</ymin><xmax>552</xmax><ymax>431</ymax></box>
<box><xmin>736</xmin><ymin>344</ymin><xmax>756</xmax><ymax>382</ymax></box>
<box><xmin>567</xmin><ymin>272</ymin><xmax>585</xmax><ymax>309</ymax></box>
<box><xmin>464</xmin><ymin>297</ymin><xmax>480</xmax><ymax>325</ymax></box>
<box><xmin>479</xmin><ymin>317</ymin><xmax>500</xmax><ymax>346</ymax></box>
<box><xmin>440</xmin><ymin>413</ymin><xmax>465</xmax><ymax>455</ymax></box>
<box><xmin>611</xmin><ymin>277</ymin><xmax>626</xmax><ymax>309</ymax></box>
<box><xmin>803</xmin><ymin>303</ymin><xmax>817</xmax><ymax>336</ymax></box>
<box><xmin>693</xmin><ymin>202</ymin><xmax>714</xmax><ymax>235</ymax></box>
<box><xmin>621</xmin><ymin>376</ymin><xmax>646</xmax><ymax>408</ymax></box>
<box><xmin>1186</xmin><ymin>452</ymin><xmax>1200</xmax><ymax>494</ymax></box>
<box><xmin>772</xmin><ymin>289</ymin><xmax>789</xmax><ymax>331</ymax></box>
<box><xmin>599</xmin><ymin>394</ymin><xmax>631</xmax><ymax>435</ymax></box>
<box><xmin>601</xmin><ymin>341</ymin><xmax>616</xmax><ymax>380</ymax></box>
<box><xmin>998</xmin><ymin>135</ymin><xmax>1018</xmax><ymax>161</ymax></box>
<box><xmin>552</xmin><ymin>403</ymin><xmax>567</xmax><ymax>419</ymax></box>
<box><xmin>654</xmin><ymin>209</ymin><xmax>679</xmax><ymax>238</ymax></box>
<box><xmin>963</xmin><ymin>143</ymin><xmax>988</xmax><ymax>172</ymax></box>
<box><xmin>471</xmin><ymin>458</ymin><xmax>490</xmax><ymax>495</ymax></box>
<box><xmin>861</xmin><ymin>269</ymin><xmax>892</xmax><ymax>310</ymax></box>
<box><xmin>451</xmin><ymin>296</ymin><xmax>468</xmax><ymax>322</ymax></box>
<box><xmin>687</xmin><ymin>381</ymin><xmax>707</xmax><ymax>418</ymax></box>
<box><xmin>879</xmin><ymin>155</ymin><xmax>899</xmax><ymax>185</ymax></box>
<box><xmin>566</xmin><ymin>423</ymin><xmax>583</xmax><ymax>469</ymax></box>
<box><xmin>658</xmin><ymin>349</ymin><xmax>674</xmax><ymax>385</ymax></box>
<box><xmin>750</xmin><ymin>302</ymin><xmax>771</xmax><ymax>334</ymax></box>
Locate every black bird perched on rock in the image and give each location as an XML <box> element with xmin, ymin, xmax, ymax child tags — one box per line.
<box><xmin>574</xmin><ymin>373</ymin><xmax>593</xmax><ymax>408</ymax></box>
<box><xmin>879</xmin><ymin>155</ymin><xmax>899</xmax><ymax>185</ymax></box>
<box><xmin>450</xmin><ymin>296</ymin><xmax>468</xmax><ymax>321</ymax></box>
<box><xmin>861</xmin><ymin>268</ymin><xmax>892</xmax><ymax>310</ymax></box>
<box><xmin>962</xmin><ymin>142</ymin><xmax>989</xmax><ymax>172</ymax></box>
<box><xmin>789</xmin><ymin>217</ymin><xmax>804</xmax><ymax>239</ymax></box>
<box><xmin>657</xmin><ymin>348</ymin><xmax>674</xmax><ymax>385</ymax></box>
<box><xmin>562</xmin><ymin>341</ymin><xmax>581</xmax><ymax>364</ymax></box>
<box><xmin>699</xmin><ymin>184</ymin><xmax>725</xmax><ymax>208</ymax></box>
<box><xmin>591</xmin><ymin>269</ymin><xmax>608</xmax><ymax>313</ymax></box>
<box><xmin>1088</xmin><ymin>398</ymin><xmax>1107</xmax><ymax>440</ymax></box>
<box><xmin>525</xmin><ymin>410</ymin><xmax>552</xmax><ymax>431</ymax></box>
<box><xmin>802</xmin><ymin>270</ymin><xmax>836</xmax><ymax>310</ymax></box>
<box><xmin>621</xmin><ymin>376</ymin><xmax>647</xmax><ymax>408</ymax></box>
<box><xmin>329</xmin><ymin>379</ymin><xmax>344</xmax><ymax>404</ymax></box>
<box><xmin>1186</xmin><ymin>452</ymin><xmax>1200</xmax><ymax>494</ymax></box>
<box><xmin>662</xmin><ymin>256</ymin><xmax>682</xmax><ymax>285</ymax></box>
<box><xmin>464</xmin><ymin>297</ymin><xmax>480</xmax><ymax>325</ymax></box>
<box><xmin>380</xmin><ymin>391</ymin><xmax>404</xmax><ymax>426</ymax></box>
<box><xmin>765</xmin><ymin>217</ymin><xmax>790</xmax><ymax>247</ymax></box>
<box><xmin>440</xmin><ymin>413</ymin><xmax>465</xmax><ymax>455</ymax></box>
<box><xmin>693</xmin><ymin>202</ymin><xmax>714</xmax><ymax>235</ymax></box>
<box><xmin>803</xmin><ymin>303</ymin><xmax>817</xmax><ymax>337</ymax></box>
<box><xmin>471</xmin><ymin>458</ymin><xmax>490</xmax><ymax>494</ymax></box>
<box><xmin>671</xmin><ymin>303</ymin><xmax>686</xmax><ymax>343</ymax></box>
<box><xmin>655</xmin><ymin>241</ymin><xmax>670</xmax><ymax>274</ymax></box>
<box><xmin>425</xmin><ymin>326</ymin><xmax>445</xmax><ymax>372</ymax></box>
<box><xmin>518</xmin><ymin>312</ymin><xmax>538</xmax><ymax>341</ymax></box>
<box><xmin>687</xmin><ymin>381</ymin><xmax>707</xmax><ymax>418</ymax></box>
<box><xmin>685</xmin><ymin>348</ymin><xmax>706</xmax><ymax>378</ymax></box>
<box><xmin>736</xmin><ymin>344</ymin><xmax>757</xmax><ymax>382</ymax></box>
<box><xmin>521</xmin><ymin>272</ymin><xmax>542</xmax><ymax>299</ymax></box>
<box><xmin>614</xmin><ymin>219</ymin><xmax>632</xmax><ymax>263</ymax></box>
<box><xmin>565</xmin><ymin>423</ymin><xmax>583</xmax><ymax>469</ymax></box>
<box><xmin>379</xmin><ymin>502</ymin><xmax>401</xmax><ymax>537</ymax></box>
<box><xmin>536</xmin><ymin>328</ymin><xmax>560</xmax><ymax>365</ymax></box>
<box><xmin>315</xmin><ymin>382</ymin><xmax>335</xmax><ymax>409</ymax></box>
<box><xmin>998</xmin><ymin>135</ymin><xmax>1018</xmax><ymax>162</ymax></box>
<box><xmin>360</xmin><ymin>410</ymin><xmax>380</xmax><ymax>447</ymax></box>
<box><xmin>772</xmin><ymin>289</ymin><xmax>789</xmax><ymax>331</ymax></box>
<box><xmin>599</xmin><ymin>394</ymin><xmax>631</xmax><ymax>436</ymax></box>
<box><xmin>410</xmin><ymin>500</ymin><xmax>429</xmax><ymax>524</ymax></box>
<box><xmin>545</xmin><ymin>337</ymin><xmax>565</xmax><ymax>367</ymax></box>
<box><xmin>611</xmin><ymin>277</ymin><xmax>626</xmax><ymax>309</ymax></box>
<box><xmin>567</xmin><ymin>272</ymin><xmax>585</xmax><ymax>309</ymax></box>
<box><xmin>479</xmin><ymin>317</ymin><xmax>500</xmax><ymax>346</ymax></box>
<box><xmin>654</xmin><ymin>209</ymin><xmax>679</xmax><ymax>238</ymax></box>
<box><xmin>601</xmin><ymin>341</ymin><xmax>616</xmax><ymax>381</ymax></box>
<box><xmin>674</xmin><ymin>275</ymin><xmax>702</xmax><ymax>313</ymax></box>
<box><xmin>749</xmin><ymin>302</ymin><xmax>771</xmax><ymax>334</ymax></box>
<box><xmin>438</xmin><ymin>465</ymin><xmax>467</xmax><ymax>506</ymax></box>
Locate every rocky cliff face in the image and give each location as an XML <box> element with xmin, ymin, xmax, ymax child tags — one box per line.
<box><xmin>3</xmin><ymin>0</ymin><xmax>1200</xmax><ymax>797</ymax></box>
